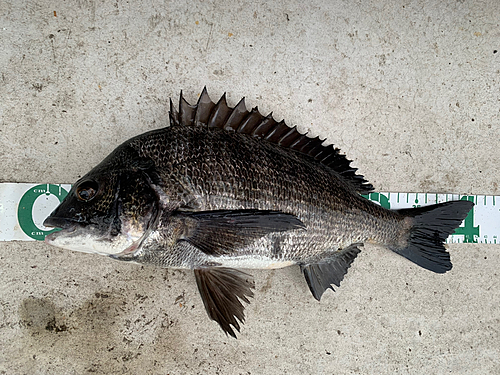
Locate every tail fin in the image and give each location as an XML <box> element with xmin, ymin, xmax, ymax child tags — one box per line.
<box><xmin>390</xmin><ymin>200</ymin><xmax>474</xmax><ymax>273</ymax></box>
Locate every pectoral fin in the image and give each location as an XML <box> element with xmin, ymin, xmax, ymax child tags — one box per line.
<box><xmin>181</xmin><ymin>209</ymin><xmax>305</xmax><ymax>255</ymax></box>
<box><xmin>300</xmin><ymin>244</ymin><xmax>362</xmax><ymax>301</ymax></box>
<box><xmin>194</xmin><ymin>267</ymin><xmax>255</xmax><ymax>338</ymax></box>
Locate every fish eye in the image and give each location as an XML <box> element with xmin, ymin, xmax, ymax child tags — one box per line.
<box><xmin>76</xmin><ymin>181</ymin><xmax>99</xmax><ymax>202</ymax></box>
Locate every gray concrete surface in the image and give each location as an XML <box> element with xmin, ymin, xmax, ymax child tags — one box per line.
<box><xmin>1</xmin><ymin>0</ymin><xmax>499</xmax><ymax>373</ymax></box>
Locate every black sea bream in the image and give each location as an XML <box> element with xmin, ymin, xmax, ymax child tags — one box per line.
<box><xmin>44</xmin><ymin>88</ymin><xmax>474</xmax><ymax>337</ymax></box>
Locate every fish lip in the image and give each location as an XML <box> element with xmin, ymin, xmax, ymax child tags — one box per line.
<box><xmin>43</xmin><ymin>216</ymin><xmax>80</xmax><ymax>244</ymax></box>
<box><xmin>43</xmin><ymin>216</ymin><xmax>80</xmax><ymax>229</ymax></box>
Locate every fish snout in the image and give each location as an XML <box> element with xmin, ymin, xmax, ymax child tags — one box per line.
<box><xmin>43</xmin><ymin>216</ymin><xmax>73</xmax><ymax>229</ymax></box>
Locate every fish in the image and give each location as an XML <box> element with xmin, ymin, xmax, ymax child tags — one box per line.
<box><xmin>43</xmin><ymin>88</ymin><xmax>474</xmax><ymax>338</ymax></box>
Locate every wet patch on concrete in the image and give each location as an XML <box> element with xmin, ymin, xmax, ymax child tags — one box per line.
<box><xmin>17</xmin><ymin>288</ymin><xmax>188</xmax><ymax>373</ymax></box>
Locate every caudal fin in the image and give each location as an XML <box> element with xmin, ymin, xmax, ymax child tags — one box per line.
<box><xmin>390</xmin><ymin>200</ymin><xmax>474</xmax><ymax>273</ymax></box>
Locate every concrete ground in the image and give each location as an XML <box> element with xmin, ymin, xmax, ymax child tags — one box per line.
<box><xmin>1</xmin><ymin>0</ymin><xmax>499</xmax><ymax>373</ymax></box>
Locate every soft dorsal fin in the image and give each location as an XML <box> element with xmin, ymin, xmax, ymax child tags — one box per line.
<box><xmin>169</xmin><ymin>87</ymin><xmax>373</xmax><ymax>194</ymax></box>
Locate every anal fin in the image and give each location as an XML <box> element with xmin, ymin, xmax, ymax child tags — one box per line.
<box><xmin>300</xmin><ymin>244</ymin><xmax>362</xmax><ymax>301</ymax></box>
<box><xmin>194</xmin><ymin>267</ymin><xmax>255</xmax><ymax>338</ymax></box>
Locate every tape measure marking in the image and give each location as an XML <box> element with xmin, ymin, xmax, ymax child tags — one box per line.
<box><xmin>1</xmin><ymin>183</ymin><xmax>498</xmax><ymax>244</ymax></box>
<box><xmin>17</xmin><ymin>184</ymin><xmax>69</xmax><ymax>240</ymax></box>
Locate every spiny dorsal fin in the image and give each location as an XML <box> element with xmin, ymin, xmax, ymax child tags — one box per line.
<box><xmin>169</xmin><ymin>87</ymin><xmax>373</xmax><ymax>194</ymax></box>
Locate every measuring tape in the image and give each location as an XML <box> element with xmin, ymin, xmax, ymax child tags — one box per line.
<box><xmin>0</xmin><ymin>183</ymin><xmax>497</xmax><ymax>244</ymax></box>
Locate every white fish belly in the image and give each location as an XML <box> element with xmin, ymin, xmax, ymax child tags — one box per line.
<box><xmin>209</xmin><ymin>254</ymin><xmax>296</xmax><ymax>269</ymax></box>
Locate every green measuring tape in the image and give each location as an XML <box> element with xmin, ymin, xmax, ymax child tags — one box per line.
<box><xmin>0</xmin><ymin>183</ymin><xmax>496</xmax><ymax>243</ymax></box>
<box><xmin>17</xmin><ymin>184</ymin><xmax>69</xmax><ymax>240</ymax></box>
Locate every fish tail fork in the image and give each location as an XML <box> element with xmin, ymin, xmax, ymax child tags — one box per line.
<box><xmin>390</xmin><ymin>200</ymin><xmax>474</xmax><ymax>273</ymax></box>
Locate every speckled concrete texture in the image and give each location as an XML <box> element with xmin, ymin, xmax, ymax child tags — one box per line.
<box><xmin>1</xmin><ymin>0</ymin><xmax>499</xmax><ymax>374</ymax></box>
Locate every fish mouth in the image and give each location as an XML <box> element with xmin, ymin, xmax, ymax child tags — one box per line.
<box><xmin>43</xmin><ymin>216</ymin><xmax>81</xmax><ymax>244</ymax></box>
<box><xmin>43</xmin><ymin>216</ymin><xmax>77</xmax><ymax>230</ymax></box>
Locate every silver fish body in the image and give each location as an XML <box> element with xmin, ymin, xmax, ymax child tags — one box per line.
<box><xmin>44</xmin><ymin>89</ymin><xmax>474</xmax><ymax>337</ymax></box>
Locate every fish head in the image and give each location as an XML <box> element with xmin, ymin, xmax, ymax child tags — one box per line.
<box><xmin>43</xmin><ymin>146</ymin><xmax>160</xmax><ymax>256</ymax></box>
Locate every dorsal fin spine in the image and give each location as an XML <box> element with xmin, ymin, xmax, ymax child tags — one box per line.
<box><xmin>264</xmin><ymin>121</ymin><xmax>289</xmax><ymax>142</ymax></box>
<box><xmin>223</xmin><ymin>98</ymin><xmax>248</xmax><ymax>131</ymax></box>
<box><xmin>208</xmin><ymin>93</ymin><xmax>231</xmax><ymax>128</ymax></box>
<box><xmin>169</xmin><ymin>98</ymin><xmax>179</xmax><ymax>127</ymax></box>
<box><xmin>194</xmin><ymin>87</ymin><xmax>215</xmax><ymax>125</ymax></box>
<box><xmin>290</xmin><ymin>134</ymin><xmax>310</xmax><ymax>150</ymax></box>
<box><xmin>252</xmin><ymin>114</ymin><xmax>277</xmax><ymax>137</ymax></box>
<box><xmin>237</xmin><ymin>108</ymin><xmax>263</xmax><ymax>134</ymax></box>
<box><xmin>179</xmin><ymin>91</ymin><xmax>197</xmax><ymax>126</ymax></box>
<box><xmin>278</xmin><ymin>126</ymin><xmax>302</xmax><ymax>147</ymax></box>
